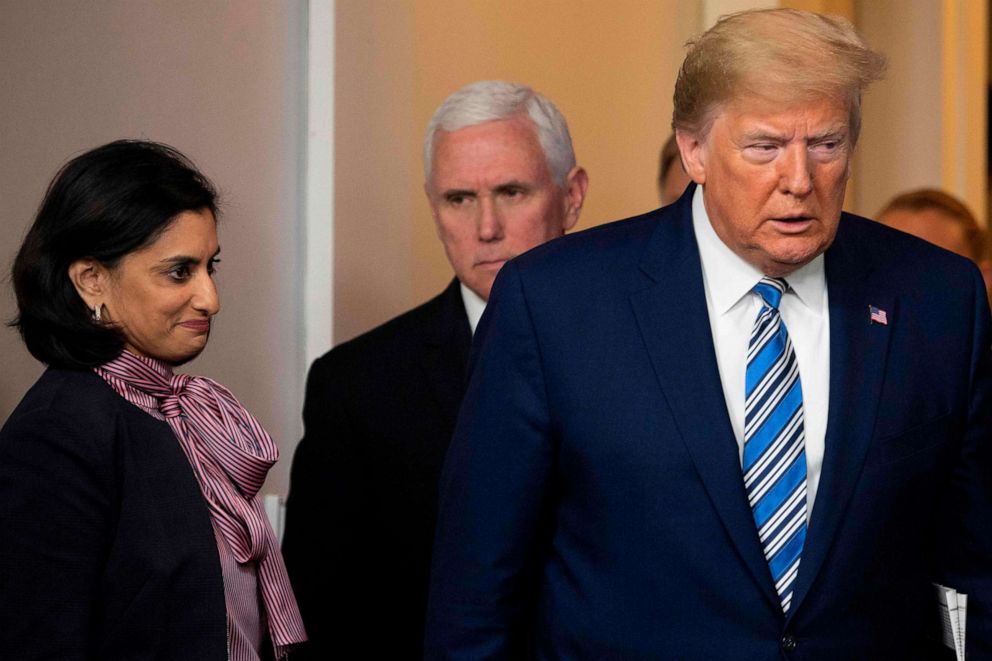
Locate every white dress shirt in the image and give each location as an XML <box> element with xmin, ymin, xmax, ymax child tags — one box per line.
<box><xmin>460</xmin><ymin>282</ymin><xmax>487</xmax><ymax>335</ymax></box>
<box><xmin>692</xmin><ymin>186</ymin><xmax>830</xmax><ymax>516</ymax></box>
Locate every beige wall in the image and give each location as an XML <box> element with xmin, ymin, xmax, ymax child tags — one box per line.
<box><xmin>2</xmin><ymin>1</ymin><xmax>986</xmax><ymax>498</ymax></box>
<box><xmin>853</xmin><ymin>0</ymin><xmax>987</xmax><ymax>224</ymax></box>
<box><xmin>336</xmin><ymin>0</ymin><xmax>988</xmax><ymax>345</ymax></box>
<box><xmin>0</xmin><ymin>0</ymin><xmax>307</xmax><ymax>496</ymax></box>
<box><xmin>334</xmin><ymin>0</ymin><xmax>701</xmax><ymax>343</ymax></box>
<box><xmin>854</xmin><ymin>1</ymin><xmax>946</xmax><ymax>218</ymax></box>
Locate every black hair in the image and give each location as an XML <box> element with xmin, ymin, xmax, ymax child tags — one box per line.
<box><xmin>10</xmin><ymin>139</ymin><xmax>218</xmax><ymax>369</ymax></box>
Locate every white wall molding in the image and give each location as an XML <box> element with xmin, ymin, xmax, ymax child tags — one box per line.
<box><xmin>304</xmin><ymin>0</ymin><xmax>336</xmax><ymax>366</ymax></box>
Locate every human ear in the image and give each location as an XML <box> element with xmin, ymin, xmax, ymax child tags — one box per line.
<box><xmin>67</xmin><ymin>258</ymin><xmax>109</xmax><ymax>313</ymax></box>
<box><xmin>561</xmin><ymin>166</ymin><xmax>589</xmax><ymax>232</ymax></box>
<box><xmin>675</xmin><ymin>129</ymin><xmax>707</xmax><ymax>186</ymax></box>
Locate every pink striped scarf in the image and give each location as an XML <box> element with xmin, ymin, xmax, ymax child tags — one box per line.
<box><xmin>95</xmin><ymin>350</ymin><xmax>307</xmax><ymax>658</ymax></box>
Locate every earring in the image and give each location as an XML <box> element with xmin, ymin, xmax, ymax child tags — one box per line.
<box><xmin>92</xmin><ymin>304</ymin><xmax>102</xmax><ymax>322</ymax></box>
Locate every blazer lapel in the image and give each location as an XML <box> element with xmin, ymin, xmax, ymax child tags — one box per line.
<box><xmin>787</xmin><ymin>217</ymin><xmax>894</xmax><ymax>618</ymax></box>
<box><xmin>420</xmin><ymin>279</ymin><xmax>473</xmax><ymax>428</ymax></box>
<box><xmin>629</xmin><ymin>196</ymin><xmax>781</xmax><ymax>611</ymax></box>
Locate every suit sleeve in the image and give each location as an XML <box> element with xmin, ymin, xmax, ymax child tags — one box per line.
<box><xmin>935</xmin><ymin>268</ymin><xmax>992</xmax><ymax>658</ymax></box>
<box><xmin>0</xmin><ymin>407</ymin><xmax>114</xmax><ymax>659</ymax></box>
<box><xmin>282</xmin><ymin>356</ymin><xmax>372</xmax><ymax>660</ymax></box>
<box><xmin>425</xmin><ymin>260</ymin><xmax>555</xmax><ymax>659</ymax></box>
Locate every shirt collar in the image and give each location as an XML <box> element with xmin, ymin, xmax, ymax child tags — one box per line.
<box><xmin>692</xmin><ymin>185</ymin><xmax>826</xmax><ymax>315</ymax></box>
<box><xmin>460</xmin><ymin>282</ymin><xmax>487</xmax><ymax>334</ymax></box>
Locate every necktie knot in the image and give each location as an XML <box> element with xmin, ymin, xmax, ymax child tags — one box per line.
<box><xmin>754</xmin><ymin>276</ymin><xmax>788</xmax><ymax>310</ymax></box>
<box><xmin>160</xmin><ymin>373</ymin><xmax>192</xmax><ymax>418</ymax></box>
<box><xmin>170</xmin><ymin>372</ymin><xmax>192</xmax><ymax>393</ymax></box>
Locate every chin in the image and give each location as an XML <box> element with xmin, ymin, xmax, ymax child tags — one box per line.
<box><xmin>155</xmin><ymin>343</ymin><xmax>208</xmax><ymax>367</ymax></box>
<box><xmin>169</xmin><ymin>352</ymin><xmax>203</xmax><ymax>367</ymax></box>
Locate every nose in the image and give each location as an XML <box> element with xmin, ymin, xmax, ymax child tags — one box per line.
<box><xmin>477</xmin><ymin>196</ymin><xmax>505</xmax><ymax>242</ymax></box>
<box><xmin>193</xmin><ymin>271</ymin><xmax>220</xmax><ymax>316</ymax></box>
<box><xmin>778</xmin><ymin>145</ymin><xmax>813</xmax><ymax>197</ymax></box>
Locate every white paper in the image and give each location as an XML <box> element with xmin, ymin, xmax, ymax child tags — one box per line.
<box><xmin>934</xmin><ymin>583</ymin><xmax>967</xmax><ymax>661</ymax></box>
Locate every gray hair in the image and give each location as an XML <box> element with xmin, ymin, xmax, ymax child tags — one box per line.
<box><xmin>423</xmin><ymin>80</ymin><xmax>577</xmax><ymax>186</ymax></box>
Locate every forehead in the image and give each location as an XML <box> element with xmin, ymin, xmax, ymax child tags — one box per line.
<box><xmin>708</xmin><ymin>94</ymin><xmax>851</xmax><ymax>136</ymax></box>
<box><xmin>430</xmin><ymin>116</ymin><xmax>550</xmax><ymax>185</ymax></box>
<box><xmin>128</xmin><ymin>210</ymin><xmax>218</xmax><ymax>259</ymax></box>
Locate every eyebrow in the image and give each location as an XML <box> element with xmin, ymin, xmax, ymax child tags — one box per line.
<box><xmin>493</xmin><ymin>180</ymin><xmax>530</xmax><ymax>192</ymax></box>
<box><xmin>742</xmin><ymin>126</ymin><xmax>848</xmax><ymax>142</ymax></box>
<box><xmin>809</xmin><ymin>127</ymin><xmax>847</xmax><ymax>141</ymax></box>
<box><xmin>158</xmin><ymin>248</ymin><xmax>221</xmax><ymax>265</ymax></box>
<box><xmin>442</xmin><ymin>188</ymin><xmax>476</xmax><ymax>200</ymax></box>
<box><xmin>442</xmin><ymin>180</ymin><xmax>532</xmax><ymax>198</ymax></box>
<box><xmin>741</xmin><ymin>129</ymin><xmax>784</xmax><ymax>142</ymax></box>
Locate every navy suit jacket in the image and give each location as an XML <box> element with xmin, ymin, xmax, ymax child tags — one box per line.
<box><xmin>426</xmin><ymin>187</ymin><xmax>992</xmax><ymax>660</ymax></box>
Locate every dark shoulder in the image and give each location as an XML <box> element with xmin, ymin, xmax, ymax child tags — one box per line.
<box><xmin>3</xmin><ymin>367</ymin><xmax>125</xmax><ymax>429</ymax></box>
<box><xmin>0</xmin><ymin>367</ymin><xmax>138</xmax><ymax>470</ymax></box>
<box><xmin>516</xmin><ymin>207</ymin><xmax>664</xmax><ymax>274</ymax></box>
<box><xmin>498</xmin><ymin>207</ymin><xmax>669</xmax><ymax>303</ymax></box>
<box><xmin>837</xmin><ymin>212</ymin><xmax>981</xmax><ymax>287</ymax></box>
<box><xmin>307</xmin><ymin>284</ymin><xmax>462</xmax><ymax>388</ymax></box>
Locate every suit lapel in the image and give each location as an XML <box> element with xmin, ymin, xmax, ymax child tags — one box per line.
<box><xmin>786</xmin><ymin>217</ymin><xmax>894</xmax><ymax>618</ymax></box>
<box><xmin>630</xmin><ymin>195</ymin><xmax>781</xmax><ymax>611</ymax></box>
<box><xmin>419</xmin><ymin>279</ymin><xmax>473</xmax><ymax>428</ymax></box>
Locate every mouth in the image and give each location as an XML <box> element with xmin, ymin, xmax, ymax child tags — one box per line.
<box><xmin>768</xmin><ymin>215</ymin><xmax>816</xmax><ymax>233</ymax></box>
<box><xmin>178</xmin><ymin>319</ymin><xmax>211</xmax><ymax>334</ymax></box>
<box><xmin>475</xmin><ymin>258</ymin><xmax>509</xmax><ymax>272</ymax></box>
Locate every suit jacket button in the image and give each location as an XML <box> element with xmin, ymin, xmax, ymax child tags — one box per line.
<box><xmin>781</xmin><ymin>634</ymin><xmax>797</xmax><ymax>652</ymax></box>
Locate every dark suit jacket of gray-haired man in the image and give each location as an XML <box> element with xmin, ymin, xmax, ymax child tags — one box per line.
<box><xmin>282</xmin><ymin>80</ymin><xmax>588</xmax><ymax>659</ymax></box>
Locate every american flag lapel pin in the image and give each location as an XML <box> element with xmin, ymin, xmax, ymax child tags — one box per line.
<box><xmin>869</xmin><ymin>305</ymin><xmax>888</xmax><ymax>325</ymax></box>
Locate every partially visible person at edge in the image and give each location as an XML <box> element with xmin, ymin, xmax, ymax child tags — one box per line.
<box><xmin>0</xmin><ymin>140</ymin><xmax>307</xmax><ymax>660</ymax></box>
<box><xmin>282</xmin><ymin>80</ymin><xmax>588</xmax><ymax>659</ymax></box>
<box><xmin>878</xmin><ymin>187</ymin><xmax>992</xmax><ymax>294</ymax></box>
<box><xmin>426</xmin><ymin>8</ymin><xmax>992</xmax><ymax>659</ymax></box>
<box><xmin>658</xmin><ymin>131</ymin><xmax>692</xmax><ymax>205</ymax></box>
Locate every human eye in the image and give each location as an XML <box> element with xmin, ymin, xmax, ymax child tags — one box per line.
<box><xmin>743</xmin><ymin>142</ymin><xmax>779</xmax><ymax>162</ymax></box>
<box><xmin>444</xmin><ymin>191</ymin><xmax>474</xmax><ymax>206</ymax></box>
<box><xmin>810</xmin><ymin>136</ymin><xmax>846</xmax><ymax>159</ymax></box>
<box><xmin>207</xmin><ymin>257</ymin><xmax>221</xmax><ymax>275</ymax></box>
<box><xmin>496</xmin><ymin>184</ymin><xmax>529</xmax><ymax>201</ymax></box>
<box><xmin>167</xmin><ymin>264</ymin><xmax>192</xmax><ymax>281</ymax></box>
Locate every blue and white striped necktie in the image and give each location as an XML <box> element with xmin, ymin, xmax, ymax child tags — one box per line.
<box><xmin>743</xmin><ymin>276</ymin><xmax>808</xmax><ymax>614</ymax></box>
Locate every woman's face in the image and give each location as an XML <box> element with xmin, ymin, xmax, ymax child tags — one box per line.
<box><xmin>103</xmin><ymin>209</ymin><xmax>220</xmax><ymax>364</ymax></box>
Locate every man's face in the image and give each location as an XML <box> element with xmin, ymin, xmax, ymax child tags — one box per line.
<box><xmin>426</xmin><ymin>115</ymin><xmax>587</xmax><ymax>301</ymax></box>
<box><xmin>678</xmin><ymin>96</ymin><xmax>853</xmax><ymax>276</ymax></box>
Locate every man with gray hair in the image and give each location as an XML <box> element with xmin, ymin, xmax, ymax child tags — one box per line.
<box><xmin>283</xmin><ymin>80</ymin><xmax>587</xmax><ymax>659</ymax></box>
<box><xmin>427</xmin><ymin>9</ymin><xmax>992</xmax><ymax>658</ymax></box>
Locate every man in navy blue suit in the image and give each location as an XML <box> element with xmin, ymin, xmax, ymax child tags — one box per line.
<box><xmin>426</xmin><ymin>8</ymin><xmax>992</xmax><ymax>659</ymax></box>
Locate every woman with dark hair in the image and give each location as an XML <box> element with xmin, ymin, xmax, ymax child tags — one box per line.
<box><xmin>0</xmin><ymin>140</ymin><xmax>307</xmax><ymax>660</ymax></box>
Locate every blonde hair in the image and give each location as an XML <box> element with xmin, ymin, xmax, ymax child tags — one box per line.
<box><xmin>673</xmin><ymin>8</ymin><xmax>886</xmax><ymax>143</ymax></box>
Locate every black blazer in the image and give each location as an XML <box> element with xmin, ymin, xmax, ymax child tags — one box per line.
<box><xmin>0</xmin><ymin>367</ymin><xmax>227</xmax><ymax>660</ymax></box>
<box><xmin>283</xmin><ymin>278</ymin><xmax>472</xmax><ymax>660</ymax></box>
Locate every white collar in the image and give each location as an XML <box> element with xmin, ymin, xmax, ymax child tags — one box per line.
<box><xmin>691</xmin><ymin>185</ymin><xmax>826</xmax><ymax>315</ymax></box>
<box><xmin>459</xmin><ymin>282</ymin><xmax>487</xmax><ymax>335</ymax></box>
